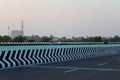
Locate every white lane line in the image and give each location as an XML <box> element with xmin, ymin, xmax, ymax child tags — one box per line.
<box><xmin>77</xmin><ymin>67</ymin><xmax>120</xmax><ymax>72</ymax></box>
<box><xmin>64</xmin><ymin>68</ymin><xmax>79</xmax><ymax>73</ymax></box>
<box><xmin>28</xmin><ymin>65</ymin><xmax>74</xmax><ymax>69</ymax></box>
<box><xmin>28</xmin><ymin>66</ymin><xmax>120</xmax><ymax>72</ymax></box>
<box><xmin>97</xmin><ymin>63</ymin><xmax>108</xmax><ymax>66</ymax></box>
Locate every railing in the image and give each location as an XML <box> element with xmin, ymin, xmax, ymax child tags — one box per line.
<box><xmin>0</xmin><ymin>42</ymin><xmax>120</xmax><ymax>46</ymax></box>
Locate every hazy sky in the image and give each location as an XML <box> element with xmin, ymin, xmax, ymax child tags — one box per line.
<box><xmin>0</xmin><ymin>0</ymin><xmax>120</xmax><ymax>38</ymax></box>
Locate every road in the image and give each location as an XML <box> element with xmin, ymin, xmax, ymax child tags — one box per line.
<box><xmin>1</xmin><ymin>55</ymin><xmax>120</xmax><ymax>80</ymax></box>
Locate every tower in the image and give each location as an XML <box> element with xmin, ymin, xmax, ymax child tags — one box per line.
<box><xmin>21</xmin><ymin>20</ymin><xmax>24</xmax><ymax>37</ymax></box>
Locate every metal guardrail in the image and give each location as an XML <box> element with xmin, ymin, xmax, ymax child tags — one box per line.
<box><xmin>0</xmin><ymin>42</ymin><xmax>120</xmax><ymax>46</ymax></box>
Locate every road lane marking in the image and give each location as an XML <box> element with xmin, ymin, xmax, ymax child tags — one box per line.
<box><xmin>97</xmin><ymin>63</ymin><xmax>108</xmax><ymax>66</ymax></box>
<box><xmin>77</xmin><ymin>67</ymin><xmax>120</xmax><ymax>72</ymax></box>
<box><xmin>28</xmin><ymin>66</ymin><xmax>120</xmax><ymax>72</ymax></box>
<box><xmin>64</xmin><ymin>68</ymin><xmax>79</xmax><ymax>73</ymax></box>
<box><xmin>28</xmin><ymin>65</ymin><xmax>75</xmax><ymax>69</ymax></box>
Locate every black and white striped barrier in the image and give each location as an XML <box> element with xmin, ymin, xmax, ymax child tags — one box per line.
<box><xmin>0</xmin><ymin>44</ymin><xmax>120</xmax><ymax>69</ymax></box>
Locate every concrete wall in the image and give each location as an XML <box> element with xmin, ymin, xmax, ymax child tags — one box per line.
<box><xmin>0</xmin><ymin>44</ymin><xmax>120</xmax><ymax>69</ymax></box>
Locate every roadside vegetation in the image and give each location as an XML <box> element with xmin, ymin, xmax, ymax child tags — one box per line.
<box><xmin>0</xmin><ymin>35</ymin><xmax>120</xmax><ymax>42</ymax></box>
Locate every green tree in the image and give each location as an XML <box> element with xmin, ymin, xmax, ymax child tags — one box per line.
<box><xmin>59</xmin><ymin>36</ymin><xmax>68</xmax><ymax>42</ymax></box>
<box><xmin>0</xmin><ymin>35</ymin><xmax>2</xmax><ymax>42</ymax></box>
<box><xmin>13</xmin><ymin>36</ymin><xmax>26</xmax><ymax>42</ymax></box>
<box><xmin>40</xmin><ymin>36</ymin><xmax>50</xmax><ymax>42</ymax></box>
<box><xmin>111</xmin><ymin>35</ymin><xmax>120</xmax><ymax>42</ymax></box>
<box><xmin>93</xmin><ymin>36</ymin><xmax>103</xmax><ymax>42</ymax></box>
<box><xmin>1</xmin><ymin>35</ymin><xmax>12</xmax><ymax>42</ymax></box>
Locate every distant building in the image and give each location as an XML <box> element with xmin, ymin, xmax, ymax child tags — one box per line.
<box><xmin>10</xmin><ymin>20</ymin><xmax>24</xmax><ymax>38</ymax></box>
<box><xmin>10</xmin><ymin>30</ymin><xmax>23</xmax><ymax>38</ymax></box>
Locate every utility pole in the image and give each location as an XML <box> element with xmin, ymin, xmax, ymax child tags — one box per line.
<box><xmin>8</xmin><ymin>26</ymin><xmax>10</xmax><ymax>36</ymax></box>
<box><xmin>21</xmin><ymin>20</ymin><xmax>24</xmax><ymax>37</ymax></box>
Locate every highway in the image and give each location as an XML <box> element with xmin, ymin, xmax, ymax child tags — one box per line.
<box><xmin>1</xmin><ymin>55</ymin><xmax>120</xmax><ymax>80</ymax></box>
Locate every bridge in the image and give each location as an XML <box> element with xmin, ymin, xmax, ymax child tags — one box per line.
<box><xmin>1</xmin><ymin>42</ymin><xmax>120</xmax><ymax>80</ymax></box>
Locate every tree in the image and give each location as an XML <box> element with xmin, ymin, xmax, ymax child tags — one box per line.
<box><xmin>86</xmin><ymin>36</ymin><xmax>103</xmax><ymax>42</ymax></box>
<box><xmin>59</xmin><ymin>36</ymin><xmax>68</xmax><ymax>42</ymax></box>
<box><xmin>13</xmin><ymin>36</ymin><xmax>26</xmax><ymax>42</ymax></box>
<box><xmin>1</xmin><ymin>35</ymin><xmax>12</xmax><ymax>42</ymax></box>
<box><xmin>72</xmin><ymin>37</ymin><xmax>79</xmax><ymax>42</ymax></box>
<box><xmin>0</xmin><ymin>35</ymin><xmax>2</xmax><ymax>42</ymax></box>
<box><xmin>40</xmin><ymin>36</ymin><xmax>50</xmax><ymax>42</ymax></box>
<box><xmin>93</xmin><ymin>36</ymin><xmax>103</xmax><ymax>42</ymax></box>
<box><xmin>111</xmin><ymin>35</ymin><xmax>120</xmax><ymax>42</ymax></box>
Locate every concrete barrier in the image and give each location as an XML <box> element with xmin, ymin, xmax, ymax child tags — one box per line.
<box><xmin>0</xmin><ymin>44</ymin><xmax>120</xmax><ymax>69</ymax></box>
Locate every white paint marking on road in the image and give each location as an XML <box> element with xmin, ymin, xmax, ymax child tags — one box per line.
<box><xmin>64</xmin><ymin>68</ymin><xmax>79</xmax><ymax>73</ymax></box>
<box><xmin>29</xmin><ymin>65</ymin><xmax>75</xmax><ymax>69</ymax></box>
<box><xmin>28</xmin><ymin>66</ymin><xmax>120</xmax><ymax>72</ymax></box>
<box><xmin>77</xmin><ymin>67</ymin><xmax>120</xmax><ymax>72</ymax></box>
<box><xmin>97</xmin><ymin>63</ymin><xmax>108</xmax><ymax>66</ymax></box>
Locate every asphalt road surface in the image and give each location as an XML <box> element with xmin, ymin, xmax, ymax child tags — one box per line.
<box><xmin>1</xmin><ymin>55</ymin><xmax>120</xmax><ymax>80</ymax></box>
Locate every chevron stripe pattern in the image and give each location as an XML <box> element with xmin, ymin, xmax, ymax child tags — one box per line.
<box><xmin>0</xmin><ymin>44</ymin><xmax>120</xmax><ymax>69</ymax></box>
